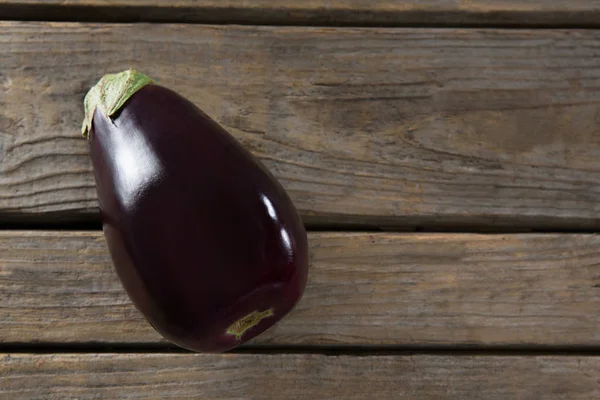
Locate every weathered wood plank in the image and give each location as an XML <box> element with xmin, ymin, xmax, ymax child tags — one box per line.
<box><xmin>3</xmin><ymin>231</ymin><xmax>600</xmax><ymax>347</ymax></box>
<box><xmin>1</xmin><ymin>1</ymin><xmax>600</xmax><ymax>26</ymax></box>
<box><xmin>2</xmin><ymin>353</ymin><xmax>599</xmax><ymax>399</ymax></box>
<box><xmin>3</xmin><ymin>23</ymin><xmax>600</xmax><ymax>229</ymax></box>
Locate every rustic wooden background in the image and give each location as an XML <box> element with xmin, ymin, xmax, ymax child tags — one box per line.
<box><xmin>2</xmin><ymin>1</ymin><xmax>600</xmax><ymax>399</ymax></box>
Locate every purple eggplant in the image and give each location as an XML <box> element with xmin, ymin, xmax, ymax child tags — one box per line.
<box><xmin>81</xmin><ymin>70</ymin><xmax>308</xmax><ymax>353</ymax></box>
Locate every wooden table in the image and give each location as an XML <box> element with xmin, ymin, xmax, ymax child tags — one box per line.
<box><xmin>3</xmin><ymin>1</ymin><xmax>600</xmax><ymax>398</ymax></box>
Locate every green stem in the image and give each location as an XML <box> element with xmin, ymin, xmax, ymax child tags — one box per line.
<box><xmin>81</xmin><ymin>69</ymin><xmax>153</xmax><ymax>138</ymax></box>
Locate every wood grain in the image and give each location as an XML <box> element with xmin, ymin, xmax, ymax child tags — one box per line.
<box><xmin>2</xmin><ymin>353</ymin><xmax>600</xmax><ymax>399</ymax></box>
<box><xmin>3</xmin><ymin>23</ymin><xmax>600</xmax><ymax>229</ymax></box>
<box><xmin>3</xmin><ymin>230</ymin><xmax>600</xmax><ymax>347</ymax></box>
<box><xmin>2</xmin><ymin>1</ymin><xmax>600</xmax><ymax>26</ymax></box>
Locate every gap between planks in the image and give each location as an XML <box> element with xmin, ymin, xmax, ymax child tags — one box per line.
<box><xmin>7</xmin><ymin>344</ymin><xmax>600</xmax><ymax>356</ymax></box>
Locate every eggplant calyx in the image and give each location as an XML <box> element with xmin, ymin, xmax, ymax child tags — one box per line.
<box><xmin>226</xmin><ymin>309</ymin><xmax>274</xmax><ymax>340</ymax></box>
<box><xmin>81</xmin><ymin>69</ymin><xmax>153</xmax><ymax>138</ymax></box>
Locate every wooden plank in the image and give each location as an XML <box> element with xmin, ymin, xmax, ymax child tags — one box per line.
<box><xmin>2</xmin><ymin>1</ymin><xmax>600</xmax><ymax>26</ymax></box>
<box><xmin>3</xmin><ymin>23</ymin><xmax>600</xmax><ymax>229</ymax></box>
<box><xmin>2</xmin><ymin>353</ymin><xmax>600</xmax><ymax>399</ymax></box>
<box><xmin>3</xmin><ymin>231</ymin><xmax>600</xmax><ymax>347</ymax></box>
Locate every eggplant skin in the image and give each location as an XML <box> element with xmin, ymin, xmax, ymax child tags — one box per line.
<box><xmin>88</xmin><ymin>84</ymin><xmax>308</xmax><ymax>352</ymax></box>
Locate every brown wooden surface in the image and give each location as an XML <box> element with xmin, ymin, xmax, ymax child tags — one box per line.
<box><xmin>2</xmin><ymin>3</ymin><xmax>600</xmax><ymax>399</ymax></box>
<box><xmin>2</xmin><ymin>1</ymin><xmax>600</xmax><ymax>26</ymax></box>
<box><xmin>3</xmin><ymin>23</ymin><xmax>600</xmax><ymax>229</ymax></box>
<box><xmin>2</xmin><ymin>353</ymin><xmax>600</xmax><ymax>399</ymax></box>
<box><xmin>3</xmin><ymin>230</ymin><xmax>600</xmax><ymax>347</ymax></box>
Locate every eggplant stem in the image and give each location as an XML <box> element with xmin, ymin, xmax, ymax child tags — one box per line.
<box><xmin>226</xmin><ymin>309</ymin><xmax>274</xmax><ymax>340</ymax></box>
<box><xmin>81</xmin><ymin>69</ymin><xmax>153</xmax><ymax>138</ymax></box>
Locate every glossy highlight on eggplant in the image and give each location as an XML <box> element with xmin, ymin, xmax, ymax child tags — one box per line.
<box><xmin>82</xmin><ymin>70</ymin><xmax>308</xmax><ymax>353</ymax></box>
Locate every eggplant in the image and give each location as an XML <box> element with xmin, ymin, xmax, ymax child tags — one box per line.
<box><xmin>81</xmin><ymin>70</ymin><xmax>308</xmax><ymax>352</ymax></box>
